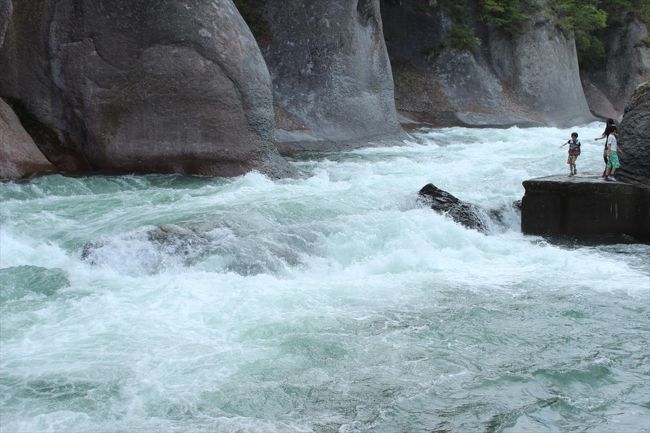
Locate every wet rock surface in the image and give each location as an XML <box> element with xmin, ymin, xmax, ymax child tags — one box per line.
<box><xmin>244</xmin><ymin>0</ymin><xmax>404</xmax><ymax>149</ymax></box>
<box><xmin>418</xmin><ymin>183</ymin><xmax>490</xmax><ymax>232</ymax></box>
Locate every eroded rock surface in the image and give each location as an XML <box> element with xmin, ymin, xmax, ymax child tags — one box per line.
<box><xmin>0</xmin><ymin>0</ymin><xmax>290</xmax><ymax>177</ymax></box>
<box><xmin>620</xmin><ymin>83</ymin><xmax>650</xmax><ymax>182</ymax></box>
<box><xmin>381</xmin><ymin>0</ymin><xmax>593</xmax><ymax>127</ymax></box>
<box><xmin>583</xmin><ymin>17</ymin><xmax>650</xmax><ymax>119</ymax></box>
<box><xmin>0</xmin><ymin>99</ymin><xmax>54</xmax><ymax>179</ymax></box>
<box><xmin>241</xmin><ymin>0</ymin><xmax>404</xmax><ymax>151</ymax></box>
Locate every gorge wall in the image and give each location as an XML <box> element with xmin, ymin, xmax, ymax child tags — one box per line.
<box><xmin>240</xmin><ymin>0</ymin><xmax>405</xmax><ymax>152</ymax></box>
<box><xmin>1</xmin><ymin>0</ymin><xmax>648</xmax><ymax>179</ymax></box>
<box><xmin>0</xmin><ymin>0</ymin><xmax>290</xmax><ymax>178</ymax></box>
<box><xmin>380</xmin><ymin>0</ymin><xmax>594</xmax><ymax>127</ymax></box>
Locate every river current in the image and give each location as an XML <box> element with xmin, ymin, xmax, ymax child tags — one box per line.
<box><xmin>1</xmin><ymin>125</ymin><xmax>649</xmax><ymax>433</ymax></box>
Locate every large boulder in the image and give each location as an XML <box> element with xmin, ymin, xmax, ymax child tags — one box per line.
<box><xmin>0</xmin><ymin>98</ymin><xmax>55</xmax><ymax>179</ymax></box>
<box><xmin>381</xmin><ymin>0</ymin><xmax>593</xmax><ymax>127</ymax></box>
<box><xmin>620</xmin><ymin>83</ymin><xmax>650</xmax><ymax>182</ymax></box>
<box><xmin>0</xmin><ymin>0</ymin><xmax>290</xmax><ymax>177</ymax></box>
<box><xmin>239</xmin><ymin>0</ymin><xmax>404</xmax><ymax>151</ymax></box>
<box><xmin>583</xmin><ymin>17</ymin><xmax>650</xmax><ymax>119</ymax></box>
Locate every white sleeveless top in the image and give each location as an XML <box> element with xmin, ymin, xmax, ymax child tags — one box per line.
<box><xmin>606</xmin><ymin>135</ymin><xmax>618</xmax><ymax>152</ymax></box>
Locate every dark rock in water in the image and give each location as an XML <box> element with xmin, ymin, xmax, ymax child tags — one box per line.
<box><xmin>0</xmin><ymin>0</ymin><xmax>10</xmax><ymax>47</ymax></box>
<box><xmin>521</xmin><ymin>175</ymin><xmax>650</xmax><ymax>242</ymax></box>
<box><xmin>0</xmin><ymin>0</ymin><xmax>290</xmax><ymax>177</ymax></box>
<box><xmin>0</xmin><ymin>98</ymin><xmax>55</xmax><ymax>179</ymax></box>
<box><xmin>244</xmin><ymin>0</ymin><xmax>404</xmax><ymax>151</ymax></box>
<box><xmin>620</xmin><ymin>84</ymin><xmax>650</xmax><ymax>183</ymax></box>
<box><xmin>418</xmin><ymin>183</ymin><xmax>488</xmax><ymax>232</ymax></box>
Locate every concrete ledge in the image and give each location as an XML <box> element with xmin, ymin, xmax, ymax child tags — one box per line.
<box><xmin>521</xmin><ymin>174</ymin><xmax>650</xmax><ymax>242</ymax></box>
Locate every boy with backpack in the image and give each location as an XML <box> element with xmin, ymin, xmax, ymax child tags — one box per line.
<box><xmin>560</xmin><ymin>132</ymin><xmax>581</xmax><ymax>176</ymax></box>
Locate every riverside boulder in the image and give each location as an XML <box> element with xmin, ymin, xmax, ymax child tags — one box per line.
<box><xmin>620</xmin><ymin>83</ymin><xmax>650</xmax><ymax>182</ymax></box>
<box><xmin>418</xmin><ymin>183</ymin><xmax>489</xmax><ymax>232</ymax></box>
<box><xmin>0</xmin><ymin>99</ymin><xmax>54</xmax><ymax>179</ymax></box>
<box><xmin>0</xmin><ymin>0</ymin><xmax>290</xmax><ymax>177</ymax></box>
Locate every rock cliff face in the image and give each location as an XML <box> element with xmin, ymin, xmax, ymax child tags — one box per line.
<box><xmin>0</xmin><ymin>99</ymin><xmax>55</xmax><ymax>179</ymax></box>
<box><xmin>0</xmin><ymin>0</ymin><xmax>290</xmax><ymax>177</ymax></box>
<box><xmin>620</xmin><ymin>83</ymin><xmax>650</xmax><ymax>182</ymax></box>
<box><xmin>381</xmin><ymin>0</ymin><xmax>593</xmax><ymax>127</ymax></box>
<box><xmin>241</xmin><ymin>0</ymin><xmax>404</xmax><ymax>151</ymax></box>
<box><xmin>583</xmin><ymin>17</ymin><xmax>650</xmax><ymax>120</ymax></box>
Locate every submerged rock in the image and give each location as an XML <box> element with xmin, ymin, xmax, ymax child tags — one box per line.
<box><xmin>521</xmin><ymin>175</ymin><xmax>650</xmax><ymax>242</ymax></box>
<box><xmin>418</xmin><ymin>183</ymin><xmax>489</xmax><ymax>232</ymax></box>
<box><xmin>0</xmin><ymin>0</ymin><xmax>290</xmax><ymax>177</ymax></box>
<box><xmin>0</xmin><ymin>99</ymin><xmax>55</xmax><ymax>179</ymax></box>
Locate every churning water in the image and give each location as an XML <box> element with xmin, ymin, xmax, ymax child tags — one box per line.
<box><xmin>1</xmin><ymin>125</ymin><xmax>649</xmax><ymax>433</ymax></box>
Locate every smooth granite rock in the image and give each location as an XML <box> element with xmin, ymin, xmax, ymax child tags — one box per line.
<box><xmin>0</xmin><ymin>0</ymin><xmax>291</xmax><ymax>177</ymax></box>
<box><xmin>583</xmin><ymin>17</ymin><xmax>650</xmax><ymax>119</ymax></box>
<box><xmin>381</xmin><ymin>0</ymin><xmax>593</xmax><ymax>127</ymax></box>
<box><xmin>521</xmin><ymin>175</ymin><xmax>650</xmax><ymax>241</ymax></box>
<box><xmin>0</xmin><ymin>0</ymin><xmax>10</xmax><ymax>48</ymax></box>
<box><xmin>0</xmin><ymin>98</ymin><xmax>55</xmax><ymax>179</ymax></box>
<box><xmin>620</xmin><ymin>83</ymin><xmax>650</xmax><ymax>182</ymax></box>
<box><xmin>242</xmin><ymin>0</ymin><xmax>404</xmax><ymax>150</ymax></box>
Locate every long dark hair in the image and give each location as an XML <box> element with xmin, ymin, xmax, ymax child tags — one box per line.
<box><xmin>604</xmin><ymin>118</ymin><xmax>616</xmax><ymax>136</ymax></box>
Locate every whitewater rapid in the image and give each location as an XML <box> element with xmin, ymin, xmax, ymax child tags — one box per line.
<box><xmin>1</xmin><ymin>124</ymin><xmax>648</xmax><ymax>433</ymax></box>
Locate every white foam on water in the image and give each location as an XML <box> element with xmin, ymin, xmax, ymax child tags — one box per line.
<box><xmin>1</xmin><ymin>124</ymin><xmax>648</xmax><ymax>432</ymax></box>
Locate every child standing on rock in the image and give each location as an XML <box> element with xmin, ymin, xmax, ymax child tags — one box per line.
<box><xmin>604</xmin><ymin>126</ymin><xmax>623</xmax><ymax>181</ymax></box>
<box><xmin>560</xmin><ymin>132</ymin><xmax>581</xmax><ymax>176</ymax></box>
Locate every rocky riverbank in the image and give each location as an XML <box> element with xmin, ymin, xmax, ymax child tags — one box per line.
<box><xmin>0</xmin><ymin>0</ymin><xmax>648</xmax><ymax>179</ymax></box>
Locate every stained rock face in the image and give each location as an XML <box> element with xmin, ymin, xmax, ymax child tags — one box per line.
<box><xmin>620</xmin><ymin>84</ymin><xmax>650</xmax><ymax>182</ymax></box>
<box><xmin>0</xmin><ymin>0</ymin><xmax>290</xmax><ymax>177</ymax></box>
<box><xmin>381</xmin><ymin>0</ymin><xmax>593</xmax><ymax>127</ymax></box>
<box><xmin>245</xmin><ymin>0</ymin><xmax>403</xmax><ymax>150</ymax></box>
<box><xmin>0</xmin><ymin>99</ymin><xmax>55</xmax><ymax>179</ymax></box>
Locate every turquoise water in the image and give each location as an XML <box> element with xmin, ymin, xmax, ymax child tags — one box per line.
<box><xmin>1</xmin><ymin>125</ymin><xmax>649</xmax><ymax>432</ymax></box>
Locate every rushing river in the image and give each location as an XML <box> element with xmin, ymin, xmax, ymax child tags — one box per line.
<box><xmin>1</xmin><ymin>125</ymin><xmax>649</xmax><ymax>433</ymax></box>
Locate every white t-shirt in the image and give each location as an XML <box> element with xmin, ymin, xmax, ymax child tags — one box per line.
<box><xmin>606</xmin><ymin>135</ymin><xmax>618</xmax><ymax>152</ymax></box>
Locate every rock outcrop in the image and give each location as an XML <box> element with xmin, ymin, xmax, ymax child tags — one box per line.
<box><xmin>521</xmin><ymin>175</ymin><xmax>650</xmax><ymax>241</ymax></box>
<box><xmin>620</xmin><ymin>83</ymin><xmax>650</xmax><ymax>182</ymax></box>
<box><xmin>418</xmin><ymin>183</ymin><xmax>490</xmax><ymax>231</ymax></box>
<box><xmin>583</xmin><ymin>17</ymin><xmax>650</xmax><ymax>120</ymax></box>
<box><xmin>0</xmin><ymin>0</ymin><xmax>291</xmax><ymax>177</ymax></box>
<box><xmin>381</xmin><ymin>0</ymin><xmax>593</xmax><ymax>127</ymax></box>
<box><xmin>0</xmin><ymin>99</ymin><xmax>55</xmax><ymax>179</ymax></box>
<box><xmin>239</xmin><ymin>0</ymin><xmax>404</xmax><ymax>152</ymax></box>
